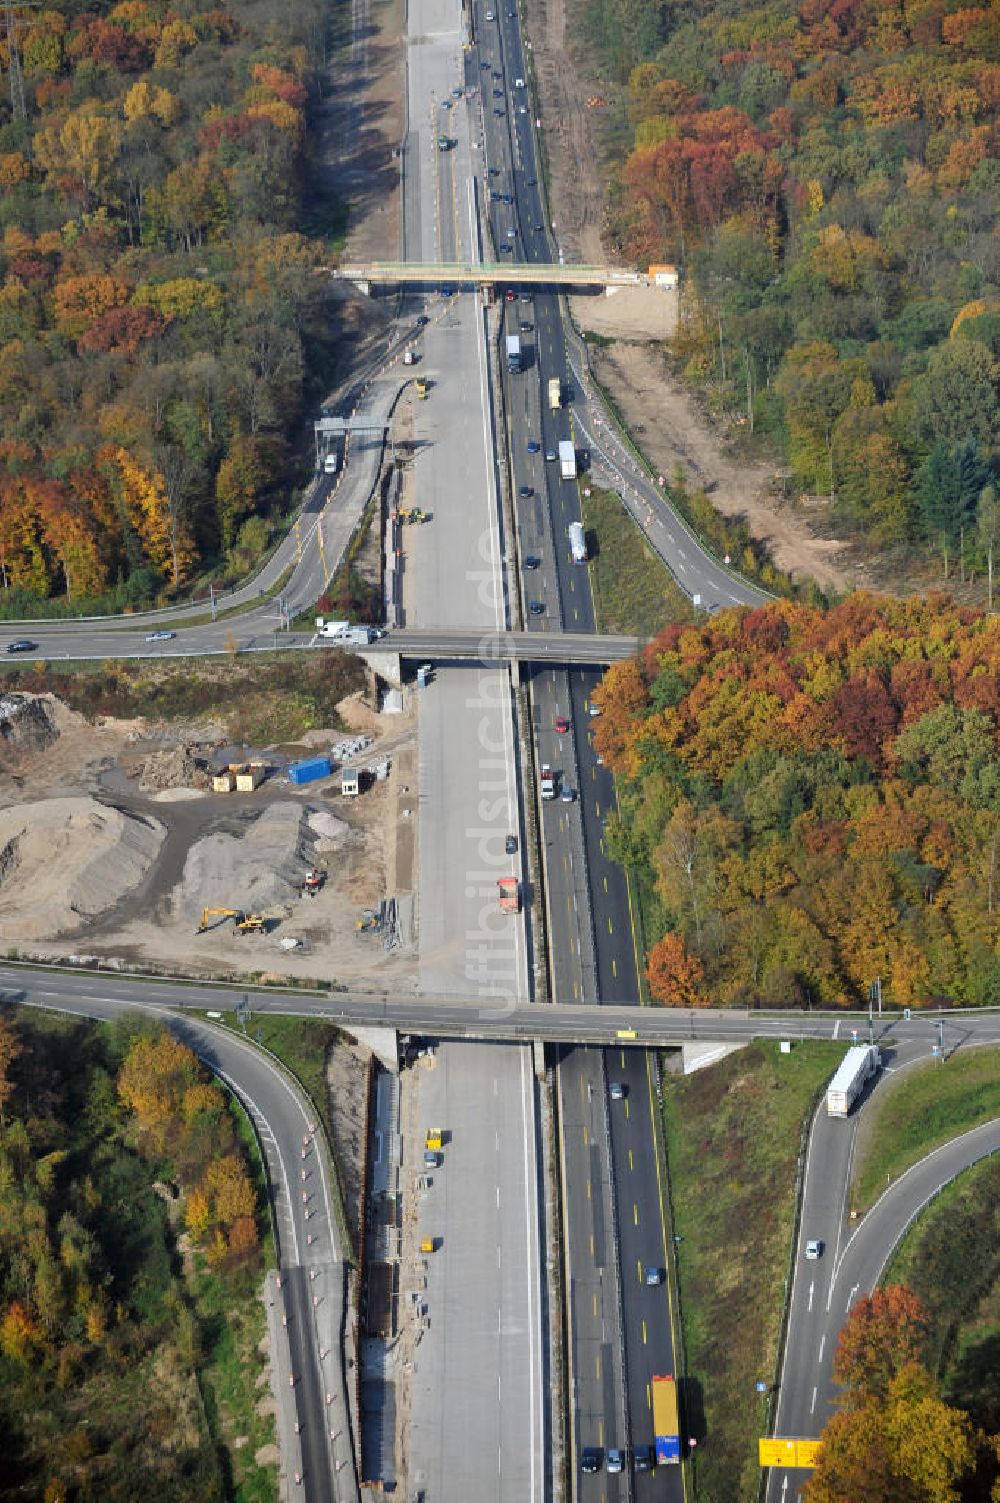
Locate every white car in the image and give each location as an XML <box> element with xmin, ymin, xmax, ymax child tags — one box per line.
<box><xmin>145</xmin><ymin>630</ymin><xmax>176</xmax><ymax>642</ymax></box>
<box><xmin>804</xmin><ymin>1239</ymin><xmax>823</xmax><ymax>1260</ymax></box>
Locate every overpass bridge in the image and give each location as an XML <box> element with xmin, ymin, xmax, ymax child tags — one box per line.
<box><xmin>361</xmin><ymin>627</ymin><xmax>642</xmax><ymax>678</ymax></box>
<box><xmin>334</xmin><ymin>262</ymin><xmax>654</xmax><ymax>294</ymax></box>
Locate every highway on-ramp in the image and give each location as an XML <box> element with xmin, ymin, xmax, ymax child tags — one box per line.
<box><xmin>14</xmin><ymin>988</ymin><xmax>355</xmax><ymax>1503</ymax></box>
<box><xmin>768</xmin><ymin>1074</ymin><xmax>1000</xmax><ymax>1503</ymax></box>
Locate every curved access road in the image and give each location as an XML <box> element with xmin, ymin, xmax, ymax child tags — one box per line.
<box><xmin>769</xmin><ymin>1114</ymin><xmax>1000</xmax><ymax>1503</ymax></box>
<box><xmin>15</xmin><ymin>991</ymin><xmax>357</xmax><ymax>1503</ymax></box>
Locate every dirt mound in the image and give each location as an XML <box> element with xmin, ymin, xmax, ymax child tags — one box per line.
<box><xmin>127</xmin><ymin>744</ymin><xmax>212</xmax><ymax>792</ymax></box>
<box><xmin>0</xmin><ymin>694</ymin><xmax>60</xmax><ymax>759</ymax></box>
<box><xmin>175</xmin><ymin>802</ymin><xmax>311</xmax><ymax>924</ymax></box>
<box><xmin>0</xmin><ymin>796</ymin><xmax>164</xmax><ymax>938</ymax></box>
<box><xmin>307</xmin><ymin>809</ymin><xmax>349</xmax><ymax>852</ymax></box>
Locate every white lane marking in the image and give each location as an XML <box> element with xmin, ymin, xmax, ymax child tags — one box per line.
<box><xmin>810</xmin><ymin>1386</ymin><xmax>817</xmax><ymax>1415</ymax></box>
<box><xmin>818</xmin><ymin>1334</ymin><xmax>825</xmax><ymax>1364</ymax></box>
<box><xmin>807</xmin><ymin>1280</ymin><xmax>814</xmax><ymax>1312</ymax></box>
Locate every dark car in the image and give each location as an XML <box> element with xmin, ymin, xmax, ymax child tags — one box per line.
<box><xmin>498</xmin><ymin>244</ymin><xmax>512</xmax><ymax>253</ymax></box>
<box><xmin>494</xmin><ymin>107</ymin><xmax>505</xmax><ymax>116</ymax></box>
<box><xmin>524</xmin><ymin>554</ymin><xmax>540</xmax><ymax>569</ymax></box>
<box><xmin>528</xmin><ymin>600</ymin><xmax>545</xmax><ymax>615</ymax></box>
<box><xmin>493</xmin><ymin>88</ymin><xmax>503</xmax><ymax>97</ymax></box>
<box><xmin>526</xmin><ymin>176</ymin><xmax>536</xmax><ymax>186</ymax></box>
<box><xmin>481</xmin><ymin>58</ymin><xmax>490</xmax><ymax>67</ymax></box>
<box><xmin>633</xmin><ymin>1445</ymin><xmax>653</xmax><ymax>1472</ymax></box>
<box><xmin>581</xmin><ymin>1449</ymin><xmax>601</xmax><ymax>1475</ymax></box>
<box><xmin>533</xmin><ymin>222</ymin><xmax>544</xmax><ymax>232</ymax></box>
<box><xmin>527</xmin><ymin>440</ymin><xmax>541</xmax><ymax>453</ymax></box>
<box><xmin>416</xmin><ymin>314</ymin><xmax>429</xmax><ymax>325</ymax></box>
<box><xmin>519</xmin><ymin>485</ymin><xmax>533</xmax><ymax>497</ymax></box>
<box><xmin>5</xmin><ymin>639</ymin><xmax>37</xmax><ymax>654</ymax></box>
<box><xmin>488</xmin><ymin>165</ymin><xmax>500</xmax><ymax>175</ymax></box>
<box><xmin>505</xmin><ymin>834</ymin><xmax>517</xmax><ymax>854</ymax></box>
<box><xmin>520</xmin><ymin>321</ymin><xmax>533</xmax><ymax>332</ymax></box>
<box><xmin>145</xmin><ymin>629</ymin><xmax>176</xmax><ymax>642</ymax></box>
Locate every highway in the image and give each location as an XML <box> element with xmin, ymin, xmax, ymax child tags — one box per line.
<box><xmin>15</xmin><ymin>988</ymin><xmax>355</xmax><ymax>1503</ymax></box>
<box><xmin>474</xmin><ymin>4</ymin><xmax>691</xmax><ymax>1495</ymax></box>
<box><xmin>394</xmin><ymin>0</ymin><xmax>545</xmax><ymax>1494</ymax></box>
<box><xmin>769</xmin><ymin>1101</ymin><xmax>1000</xmax><ymax>1503</ymax></box>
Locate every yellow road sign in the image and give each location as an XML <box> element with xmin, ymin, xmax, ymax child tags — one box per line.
<box><xmin>759</xmin><ymin>1438</ymin><xmax>821</xmax><ymax>1469</ymax></box>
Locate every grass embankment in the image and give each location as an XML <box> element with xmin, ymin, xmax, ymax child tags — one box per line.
<box><xmin>582</xmin><ymin>486</ymin><xmax>696</xmax><ymax>637</ymax></box>
<box><xmin>215</xmin><ymin>1014</ymin><xmax>356</xmax><ymax>1258</ymax></box>
<box><xmin>661</xmin><ymin>1040</ymin><xmax>843</xmax><ymax>1503</ymax></box>
<box><xmin>0</xmin><ymin>651</ymin><xmax>366</xmax><ymax>743</ymax></box>
<box><xmin>851</xmin><ymin>1048</ymin><xmax>1000</xmax><ymax>1211</ymax></box>
<box><xmin>888</xmin><ymin>1154</ymin><xmax>1000</xmax><ymax>1435</ymax></box>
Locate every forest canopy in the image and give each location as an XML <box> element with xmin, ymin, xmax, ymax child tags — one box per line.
<box><xmin>593</xmin><ymin>594</ymin><xmax>1000</xmax><ymax>1009</ymax></box>
<box><xmin>0</xmin><ymin>0</ymin><xmax>332</xmax><ymax>610</ymax></box>
<box><xmin>596</xmin><ymin>0</ymin><xmax>1000</xmax><ymax>564</ymax></box>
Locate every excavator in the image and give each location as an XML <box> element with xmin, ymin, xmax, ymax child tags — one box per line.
<box><xmin>302</xmin><ymin>868</ymin><xmax>325</xmax><ymax>897</ymax></box>
<box><xmin>196</xmin><ymin>906</ymin><xmax>269</xmax><ymax>936</ymax></box>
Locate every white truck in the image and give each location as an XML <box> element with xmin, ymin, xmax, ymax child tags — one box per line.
<box><xmin>319</xmin><ymin>621</ymin><xmax>380</xmax><ymax>645</ymax></box>
<box><xmin>506</xmin><ymin>334</ymin><xmax>522</xmax><ymax>373</ymax></box>
<box><xmin>558</xmin><ymin>440</ymin><xmax>577</xmax><ymax>480</ymax></box>
<box><xmin>569</xmin><ymin>521</ymin><xmax>587</xmax><ymax>564</ymax></box>
<box><xmin>826</xmin><ymin>1045</ymin><xmax>880</xmax><ymax>1117</ymax></box>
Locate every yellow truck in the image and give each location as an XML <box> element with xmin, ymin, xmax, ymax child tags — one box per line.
<box><xmin>415</xmin><ymin>376</ymin><xmax>428</xmax><ymax>399</ymax></box>
<box><xmin>425</xmin><ymin>1128</ymin><xmax>443</xmax><ymax>1151</ymax></box>
<box><xmin>548</xmin><ymin>377</ymin><xmax>561</xmax><ymax>411</ymax></box>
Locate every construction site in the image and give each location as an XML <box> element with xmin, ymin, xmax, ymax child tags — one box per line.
<box><xmin>0</xmin><ymin>684</ymin><xmax>419</xmax><ymax>989</ymax></box>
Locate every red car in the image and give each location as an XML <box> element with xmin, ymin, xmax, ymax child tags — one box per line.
<box><xmin>554</xmin><ymin>716</ymin><xmax>570</xmax><ymax>734</ymax></box>
<box><xmin>504</xmin><ymin>289</ymin><xmax>516</xmax><ymax>301</ymax></box>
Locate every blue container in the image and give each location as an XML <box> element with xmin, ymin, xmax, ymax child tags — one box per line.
<box><xmin>288</xmin><ymin>756</ymin><xmax>331</xmax><ymax>785</ymax></box>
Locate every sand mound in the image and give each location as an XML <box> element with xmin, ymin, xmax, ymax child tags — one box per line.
<box><xmin>0</xmin><ymin>694</ymin><xmax>60</xmax><ymax>760</ymax></box>
<box><xmin>0</xmin><ymin>796</ymin><xmax>164</xmax><ymax>938</ymax></box>
<box><xmin>176</xmin><ymin>802</ymin><xmax>310</xmax><ymax>923</ymax></box>
<box><xmin>307</xmin><ymin>810</ymin><xmax>348</xmax><ymax>852</ymax></box>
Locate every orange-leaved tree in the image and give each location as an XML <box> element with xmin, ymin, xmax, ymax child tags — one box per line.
<box><xmin>646</xmin><ymin>932</ymin><xmax>706</xmax><ymax>1007</ymax></box>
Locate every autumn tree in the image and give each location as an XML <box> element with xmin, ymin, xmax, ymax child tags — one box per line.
<box><xmin>833</xmin><ymin>1286</ymin><xmax>930</xmax><ymax>1400</ymax></box>
<box><xmin>647</xmin><ymin>932</ymin><xmax>706</xmax><ymax>1006</ymax></box>
<box><xmin>806</xmin><ymin>1363</ymin><xmax>974</xmax><ymax>1503</ymax></box>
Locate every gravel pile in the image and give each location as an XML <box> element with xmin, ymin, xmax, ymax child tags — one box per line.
<box><xmin>175</xmin><ymin>802</ymin><xmax>309</xmax><ymax>923</ymax></box>
<box><xmin>0</xmin><ymin>796</ymin><xmax>164</xmax><ymax>938</ymax></box>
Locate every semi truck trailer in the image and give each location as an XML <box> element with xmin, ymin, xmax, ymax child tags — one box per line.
<box><xmin>826</xmin><ymin>1044</ymin><xmax>880</xmax><ymax>1117</ymax></box>
<box><xmin>652</xmin><ymin>1374</ymin><xmax>681</xmax><ymax>1465</ymax></box>
<box><xmin>506</xmin><ymin>334</ymin><xmax>522</xmax><ymax>373</ymax></box>
<box><xmin>558</xmin><ymin>440</ymin><xmax>577</xmax><ymax>480</ymax></box>
<box><xmin>548</xmin><ymin>377</ymin><xmax>561</xmax><ymax>410</ymax></box>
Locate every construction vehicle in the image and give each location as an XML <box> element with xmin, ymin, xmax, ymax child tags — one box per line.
<box><xmin>497</xmin><ymin>876</ymin><xmax>521</xmax><ymax>914</ymax></box>
<box><xmin>425</xmin><ymin>1128</ymin><xmax>444</xmax><ymax>1150</ymax></box>
<box><xmin>356</xmin><ymin>910</ymin><xmax>379</xmax><ymax>931</ymax></box>
<box><xmin>415</xmin><ymin>376</ymin><xmax>428</xmax><ymax>399</ymax></box>
<box><xmin>396</xmin><ymin>506</ymin><xmax>429</xmax><ymax>525</ymax></box>
<box><xmin>419</xmin><ymin>1237</ymin><xmax>437</xmax><ymax>1254</ymax></box>
<box><xmin>196</xmin><ymin>907</ymin><xmax>269</xmax><ymax>936</ymax></box>
<box><xmin>302</xmin><ymin>868</ymin><xmax>325</xmax><ymax>896</ymax></box>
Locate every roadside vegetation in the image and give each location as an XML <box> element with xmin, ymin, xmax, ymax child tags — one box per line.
<box><xmin>582</xmin><ymin>484</ymin><xmax>696</xmax><ymax>636</ymax></box>
<box><xmin>583</xmin><ymin>0</ymin><xmax>1000</xmax><ymax>584</ymax></box>
<box><xmin>661</xmin><ymin>1039</ymin><xmax>842</xmax><ymax>1502</ymax></box>
<box><xmin>0</xmin><ymin>0</ymin><xmax>340</xmax><ymax>616</ymax></box>
<box><xmin>851</xmin><ymin>1048</ymin><xmax>1000</xmax><ymax>1211</ymax></box>
<box><xmin>219</xmin><ymin>1014</ymin><xmax>341</xmax><ymax>1146</ymax></box>
<box><xmin>0</xmin><ymin>651</ymin><xmax>366</xmax><ymax>741</ymax></box>
<box><xmin>0</xmin><ymin>1008</ymin><xmax>274</xmax><ymax>1502</ymax></box>
<box><xmin>805</xmin><ymin>1285</ymin><xmax>998</xmax><ymax>1503</ymax></box>
<box><xmin>595</xmin><ymin>595</ymin><xmax>1000</xmax><ymax>1011</ymax></box>
<box><xmin>889</xmin><ymin>1156</ymin><xmax>1000</xmax><ymax>1437</ymax></box>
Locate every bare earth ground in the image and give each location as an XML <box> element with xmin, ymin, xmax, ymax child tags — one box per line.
<box><xmin>525</xmin><ymin>0</ymin><xmax>857</xmax><ymax>593</ymax></box>
<box><xmin>589</xmin><ymin>342</ymin><xmax>855</xmax><ymax>592</ymax></box>
<box><xmin>0</xmin><ymin>692</ymin><xmax>419</xmax><ymax>990</ymax></box>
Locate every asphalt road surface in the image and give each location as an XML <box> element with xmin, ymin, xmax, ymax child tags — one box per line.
<box><xmin>769</xmin><ymin>1067</ymin><xmax>1000</xmax><ymax>1503</ymax></box>
<box><xmin>14</xmin><ymin>989</ymin><xmax>354</xmax><ymax>1503</ymax></box>
<box><xmin>396</xmin><ymin>0</ymin><xmax>544</xmax><ymax>1493</ymax></box>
